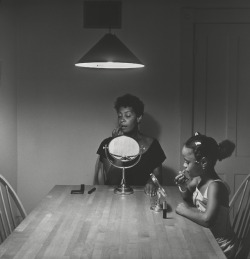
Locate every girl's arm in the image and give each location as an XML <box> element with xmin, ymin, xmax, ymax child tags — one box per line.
<box><xmin>176</xmin><ymin>181</ymin><xmax>225</xmax><ymax>228</ymax></box>
<box><xmin>175</xmin><ymin>176</ymin><xmax>199</xmax><ymax>202</ymax></box>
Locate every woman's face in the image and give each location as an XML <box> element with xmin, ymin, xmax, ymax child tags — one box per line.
<box><xmin>182</xmin><ymin>146</ymin><xmax>202</xmax><ymax>179</ymax></box>
<box><xmin>117</xmin><ymin>106</ymin><xmax>141</xmax><ymax>135</ymax></box>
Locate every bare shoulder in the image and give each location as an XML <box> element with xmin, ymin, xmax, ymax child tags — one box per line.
<box><xmin>208</xmin><ymin>180</ymin><xmax>228</xmax><ymax>194</ymax></box>
<box><xmin>207</xmin><ymin>180</ymin><xmax>229</xmax><ymax>205</ymax></box>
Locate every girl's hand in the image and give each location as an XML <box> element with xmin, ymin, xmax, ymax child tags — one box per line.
<box><xmin>174</xmin><ymin>170</ymin><xmax>189</xmax><ymax>185</ymax></box>
<box><xmin>174</xmin><ymin>174</ymin><xmax>185</xmax><ymax>185</ymax></box>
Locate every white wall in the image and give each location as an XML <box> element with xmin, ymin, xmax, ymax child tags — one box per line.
<box><xmin>0</xmin><ymin>0</ymin><xmax>18</xmax><ymax>190</ymax></box>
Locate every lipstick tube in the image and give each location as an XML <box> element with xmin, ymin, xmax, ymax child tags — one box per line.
<box><xmin>88</xmin><ymin>187</ymin><xmax>96</xmax><ymax>194</ymax></box>
<box><xmin>163</xmin><ymin>201</ymin><xmax>167</xmax><ymax>219</ymax></box>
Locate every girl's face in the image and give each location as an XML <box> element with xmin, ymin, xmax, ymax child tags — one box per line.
<box><xmin>117</xmin><ymin>106</ymin><xmax>141</xmax><ymax>135</ymax></box>
<box><xmin>182</xmin><ymin>146</ymin><xmax>202</xmax><ymax>178</ymax></box>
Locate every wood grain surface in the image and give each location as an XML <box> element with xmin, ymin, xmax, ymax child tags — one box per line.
<box><xmin>0</xmin><ymin>185</ymin><xmax>226</xmax><ymax>259</ymax></box>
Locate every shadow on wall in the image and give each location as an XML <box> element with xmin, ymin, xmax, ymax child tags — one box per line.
<box><xmin>162</xmin><ymin>165</ymin><xmax>176</xmax><ymax>186</ymax></box>
<box><xmin>140</xmin><ymin>112</ymin><xmax>161</xmax><ymax>139</ymax></box>
<box><xmin>141</xmin><ymin>112</ymin><xmax>177</xmax><ymax>186</ymax></box>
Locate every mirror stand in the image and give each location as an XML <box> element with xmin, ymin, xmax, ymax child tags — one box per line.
<box><xmin>114</xmin><ymin>167</ymin><xmax>134</xmax><ymax>195</ymax></box>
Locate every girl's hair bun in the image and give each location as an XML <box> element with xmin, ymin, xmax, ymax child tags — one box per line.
<box><xmin>217</xmin><ymin>140</ymin><xmax>235</xmax><ymax>161</ymax></box>
<box><xmin>185</xmin><ymin>132</ymin><xmax>236</xmax><ymax>165</ymax></box>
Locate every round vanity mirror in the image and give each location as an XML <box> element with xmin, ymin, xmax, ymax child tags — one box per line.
<box><xmin>105</xmin><ymin>135</ymin><xmax>142</xmax><ymax>195</ymax></box>
<box><xmin>108</xmin><ymin>135</ymin><xmax>140</xmax><ymax>162</ymax></box>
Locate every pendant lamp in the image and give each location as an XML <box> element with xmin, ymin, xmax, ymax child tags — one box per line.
<box><xmin>75</xmin><ymin>32</ymin><xmax>144</xmax><ymax>69</ymax></box>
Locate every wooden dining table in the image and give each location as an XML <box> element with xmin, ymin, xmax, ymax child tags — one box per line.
<box><xmin>0</xmin><ymin>185</ymin><xmax>226</xmax><ymax>259</ymax></box>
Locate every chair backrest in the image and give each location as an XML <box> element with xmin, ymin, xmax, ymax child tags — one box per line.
<box><xmin>229</xmin><ymin>174</ymin><xmax>250</xmax><ymax>259</ymax></box>
<box><xmin>0</xmin><ymin>174</ymin><xmax>27</xmax><ymax>243</ymax></box>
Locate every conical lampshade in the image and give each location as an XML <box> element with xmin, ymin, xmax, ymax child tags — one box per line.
<box><xmin>75</xmin><ymin>33</ymin><xmax>144</xmax><ymax>69</ymax></box>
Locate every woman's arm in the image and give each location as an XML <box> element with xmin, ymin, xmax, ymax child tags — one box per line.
<box><xmin>176</xmin><ymin>181</ymin><xmax>224</xmax><ymax>228</ymax></box>
<box><xmin>93</xmin><ymin>156</ymin><xmax>106</xmax><ymax>185</ymax></box>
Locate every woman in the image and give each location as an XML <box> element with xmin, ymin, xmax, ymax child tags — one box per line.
<box><xmin>95</xmin><ymin>93</ymin><xmax>166</xmax><ymax>196</ymax></box>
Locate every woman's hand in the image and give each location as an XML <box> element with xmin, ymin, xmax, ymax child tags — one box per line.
<box><xmin>144</xmin><ymin>182</ymin><xmax>157</xmax><ymax>197</ymax></box>
<box><xmin>112</xmin><ymin>127</ymin><xmax>123</xmax><ymax>137</ymax></box>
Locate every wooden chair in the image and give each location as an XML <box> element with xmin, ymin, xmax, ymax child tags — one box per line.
<box><xmin>229</xmin><ymin>174</ymin><xmax>250</xmax><ymax>259</ymax></box>
<box><xmin>0</xmin><ymin>174</ymin><xmax>27</xmax><ymax>243</ymax></box>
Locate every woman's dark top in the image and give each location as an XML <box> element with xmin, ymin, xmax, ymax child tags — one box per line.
<box><xmin>97</xmin><ymin>137</ymin><xmax>166</xmax><ymax>186</ymax></box>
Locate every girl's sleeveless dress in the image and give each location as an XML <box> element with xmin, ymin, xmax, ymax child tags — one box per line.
<box><xmin>192</xmin><ymin>179</ymin><xmax>238</xmax><ymax>259</ymax></box>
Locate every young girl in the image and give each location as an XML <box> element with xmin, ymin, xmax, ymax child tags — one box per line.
<box><xmin>175</xmin><ymin>132</ymin><xmax>237</xmax><ymax>259</ymax></box>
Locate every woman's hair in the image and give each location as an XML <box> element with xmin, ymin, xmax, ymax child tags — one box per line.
<box><xmin>185</xmin><ymin>132</ymin><xmax>235</xmax><ymax>166</ymax></box>
<box><xmin>114</xmin><ymin>93</ymin><xmax>144</xmax><ymax>117</ymax></box>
